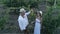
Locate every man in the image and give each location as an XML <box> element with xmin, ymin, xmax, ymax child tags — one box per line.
<box><xmin>18</xmin><ymin>8</ymin><xmax>32</xmax><ymax>34</ymax></box>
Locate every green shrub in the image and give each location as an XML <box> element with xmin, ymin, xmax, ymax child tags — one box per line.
<box><xmin>4</xmin><ymin>0</ymin><xmax>39</xmax><ymax>7</ymax></box>
<box><xmin>0</xmin><ymin>17</ymin><xmax>6</xmax><ymax>30</ymax></box>
<box><xmin>4</xmin><ymin>0</ymin><xmax>21</xmax><ymax>7</ymax></box>
<box><xmin>0</xmin><ymin>9</ymin><xmax>9</xmax><ymax>30</ymax></box>
<box><xmin>42</xmin><ymin>5</ymin><xmax>60</xmax><ymax>34</ymax></box>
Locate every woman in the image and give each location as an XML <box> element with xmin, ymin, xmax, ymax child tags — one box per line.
<box><xmin>34</xmin><ymin>11</ymin><xmax>42</xmax><ymax>34</ymax></box>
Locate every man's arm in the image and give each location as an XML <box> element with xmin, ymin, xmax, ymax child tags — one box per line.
<box><xmin>25</xmin><ymin>11</ymin><xmax>31</xmax><ymax>15</ymax></box>
<box><xmin>25</xmin><ymin>9</ymin><xmax>33</xmax><ymax>15</ymax></box>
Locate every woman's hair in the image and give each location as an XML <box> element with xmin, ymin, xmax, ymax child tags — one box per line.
<box><xmin>35</xmin><ymin>12</ymin><xmax>42</xmax><ymax>17</ymax></box>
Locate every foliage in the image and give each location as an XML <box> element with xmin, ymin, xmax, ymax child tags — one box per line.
<box><xmin>46</xmin><ymin>0</ymin><xmax>55</xmax><ymax>6</ymax></box>
<box><xmin>1</xmin><ymin>0</ymin><xmax>60</xmax><ymax>34</ymax></box>
<box><xmin>4</xmin><ymin>0</ymin><xmax>20</xmax><ymax>7</ymax></box>
<box><xmin>0</xmin><ymin>15</ymin><xmax>8</xmax><ymax>30</ymax></box>
<box><xmin>4</xmin><ymin>0</ymin><xmax>39</xmax><ymax>7</ymax></box>
<box><xmin>0</xmin><ymin>9</ymin><xmax>9</xmax><ymax>30</ymax></box>
<box><xmin>42</xmin><ymin>5</ymin><xmax>60</xmax><ymax>34</ymax></box>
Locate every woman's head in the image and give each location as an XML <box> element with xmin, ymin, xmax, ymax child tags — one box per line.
<box><xmin>35</xmin><ymin>11</ymin><xmax>42</xmax><ymax>18</ymax></box>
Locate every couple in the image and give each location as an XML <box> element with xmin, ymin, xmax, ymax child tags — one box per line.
<box><xmin>18</xmin><ymin>8</ymin><xmax>42</xmax><ymax>34</ymax></box>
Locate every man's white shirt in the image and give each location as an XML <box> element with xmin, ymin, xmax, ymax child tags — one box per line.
<box><xmin>18</xmin><ymin>12</ymin><xmax>30</xmax><ymax>31</ymax></box>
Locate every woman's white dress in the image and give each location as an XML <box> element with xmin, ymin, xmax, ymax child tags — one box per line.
<box><xmin>34</xmin><ymin>18</ymin><xmax>41</xmax><ymax>34</ymax></box>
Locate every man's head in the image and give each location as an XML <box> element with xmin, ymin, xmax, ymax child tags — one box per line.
<box><xmin>20</xmin><ymin>8</ymin><xmax>26</xmax><ymax>15</ymax></box>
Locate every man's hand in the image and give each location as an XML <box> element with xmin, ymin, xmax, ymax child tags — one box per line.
<box><xmin>30</xmin><ymin>9</ymin><xmax>34</xmax><ymax>12</ymax></box>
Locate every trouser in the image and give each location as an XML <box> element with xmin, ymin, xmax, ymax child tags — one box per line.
<box><xmin>23</xmin><ymin>29</ymin><xmax>29</xmax><ymax>34</ymax></box>
<box><xmin>19</xmin><ymin>26</ymin><xmax>29</xmax><ymax>34</ymax></box>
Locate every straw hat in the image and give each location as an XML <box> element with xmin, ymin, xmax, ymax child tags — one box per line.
<box><xmin>39</xmin><ymin>11</ymin><xmax>42</xmax><ymax>16</ymax></box>
<box><xmin>19</xmin><ymin>8</ymin><xmax>26</xmax><ymax>12</ymax></box>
